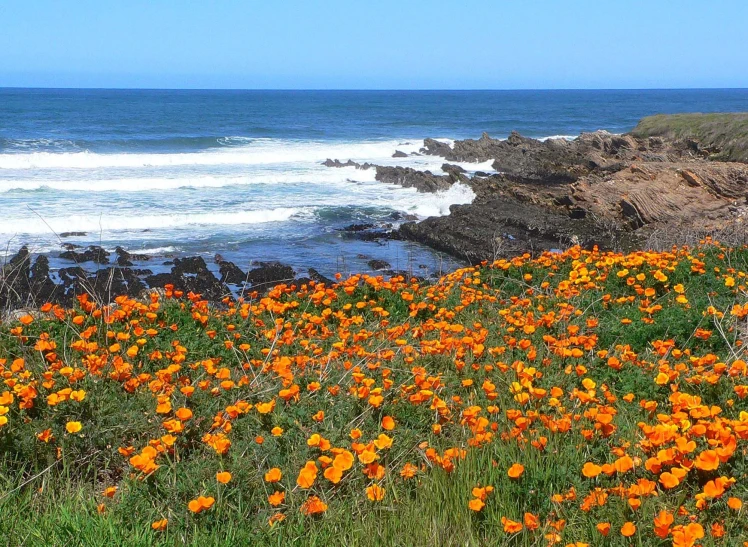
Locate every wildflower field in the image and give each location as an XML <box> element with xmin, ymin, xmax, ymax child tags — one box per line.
<box><xmin>2</xmin><ymin>241</ymin><xmax>748</xmax><ymax>546</ymax></box>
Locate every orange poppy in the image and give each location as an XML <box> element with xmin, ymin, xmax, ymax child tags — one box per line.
<box><xmin>507</xmin><ymin>463</ymin><xmax>525</xmax><ymax>479</ymax></box>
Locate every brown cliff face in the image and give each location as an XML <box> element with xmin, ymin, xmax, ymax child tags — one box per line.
<box><xmin>397</xmin><ymin>129</ymin><xmax>748</xmax><ymax>262</ymax></box>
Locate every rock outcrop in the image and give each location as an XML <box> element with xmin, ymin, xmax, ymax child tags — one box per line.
<box><xmin>396</xmin><ymin>125</ymin><xmax>748</xmax><ymax>262</ymax></box>
<box><xmin>375</xmin><ymin>166</ymin><xmax>454</xmax><ymax>193</ymax></box>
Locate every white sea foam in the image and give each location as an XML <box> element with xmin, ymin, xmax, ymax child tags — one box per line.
<box><xmin>537</xmin><ymin>135</ymin><xmax>577</xmax><ymax>142</ymax></box>
<box><xmin>404</xmin><ymin>183</ymin><xmax>476</xmax><ymax>217</ymax></box>
<box><xmin>0</xmin><ymin>207</ymin><xmax>302</xmax><ymax>236</ymax></box>
<box><xmin>0</xmin><ymin>138</ymin><xmax>444</xmax><ymax>170</ymax></box>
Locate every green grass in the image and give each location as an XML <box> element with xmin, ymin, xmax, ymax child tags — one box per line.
<box><xmin>1</xmin><ymin>244</ymin><xmax>748</xmax><ymax>545</ymax></box>
<box><xmin>631</xmin><ymin>112</ymin><xmax>748</xmax><ymax>162</ymax></box>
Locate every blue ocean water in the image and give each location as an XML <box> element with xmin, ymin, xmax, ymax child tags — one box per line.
<box><xmin>1</xmin><ymin>89</ymin><xmax>747</xmax><ymax>277</ymax></box>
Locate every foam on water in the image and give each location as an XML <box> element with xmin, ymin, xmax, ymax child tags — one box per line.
<box><xmin>0</xmin><ymin>138</ymin><xmax>453</xmax><ymax>170</ymax></box>
<box><xmin>0</xmin><ymin>207</ymin><xmax>302</xmax><ymax>236</ymax></box>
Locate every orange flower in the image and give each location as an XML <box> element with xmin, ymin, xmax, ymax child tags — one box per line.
<box><xmin>728</xmin><ymin>497</ymin><xmax>743</xmax><ymax>510</ymax></box>
<box><xmin>65</xmin><ymin>421</ymin><xmax>82</xmax><ymax>434</ymax></box>
<box><xmin>216</xmin><ymin>471</ymin><xmax>232</xmax><ymax>484</ymax></box>
<box><xmin>620</xmin><ymin>522</ymin><xmax>636</xmax><ymax>537</ymax></box>
<box><xmin>366</xmin><ymin>484</ymin><xmax>385</xmax><ymax>501</ymax></box>
<box><xmin>323</xmin><ymin>466</ymin><xmax>343</xmax><ymax>484</ymax></box>
<box><xmin>507</xmin><ymin>463</ymin><xmax>525</xmax><ymax>479</ymax></box>
<box><xmin>501</xmin><ymin>517</ymin><xmax>523</xmax><ymax>534</ymax></box>
<box><xmin>596</xmin><ymin>522</ymin><xmax>611</xmax><ymax>536</ymax></box>
<box><xmin>373</xmin><ymin>434</ymin><xmax>393</xmax><ymax>450</ymax></box>
<box><xmin>524</xmin><ymin>512</ymin><xmax>540</xmax><ymax>531</ymax></box>
<box><xmin>268</xmin><ymin>491</ymin><xmax>286</xmax><ymax>507</ymax></box>
<box><xmin>659</xmin><ymin>471</ymin><xmax>680</xmax><ymax>489</ymax></box>
<box><xmin>694</xmin><ymin>450</ymin><xmax>719</xmax><ymax>471</ymax></box>
<box><xmin>296</xmin><ymin>461</ymin><xmax>318</xmax><ymax>489</ymax></box>
<box><xmin>175</xmin><ymin>407</ymin><xmax>193</xmax><ymax>421</ymax></box>
<box><xmin>300</xmin><ymin>495</ymin><xmax>328</xmax><ymax>516</ymax></box>
<box><xmin>268</xmin><ymin>513</ymin><xmax>286</xmax><ymax>527</ymax></box>
<box><xmin>264</xmin><ymin>467</ymin><xmax>282</xmax><ymax>483</ymax></box>
<box><xmin>582</xmin><ymin>462</ymin><xmax>602</xmax><ymax>478</ymax></box>
<box><xmin>382</xmin><ymin>416</ymin><xmax>395</xmax><ymax>430</ymax></box>
<box><xmin>151</xmin><ymin>519</ymin><xmax>168</xmax><ymax>531</ymax></box>
<box><xmin>359</xmin><ymin>450</ymin><xmax>378</xmax><ymax>464</ymax></box>
<box><xmin>653</xmin><ymin>510</ymin><xmax>673</xmax><ymax>539</ymax></box>
<box><xmin>332</xmin><ymin>450</ymin><xmax>354</xmax><ymax>471</ymax></box>
<box><xmin>471</xmin><ymin>485</ymin><xmax>494</xmax><ymax>501</ymax></box>
<box><xmin>188</xmin><ymin>496</ymin><xmax>215</xmax><ymax>514</ymax></box>
<box><xmin>468</xmin><ymin>498</ymin><xmax>485</xmax><ymax>511</ymax></box>
<box><xmin>671</xmin><ymin>523</ymin><xmax>704</xmax><ymax>547</ymax></box>
<box><xmin>400</xmin><ymin>462</ymin><xmax>418</xmax><ymax>479</ymax></box>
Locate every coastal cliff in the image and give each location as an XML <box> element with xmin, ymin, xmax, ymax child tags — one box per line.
<box><xmin>394</xmin><ymin>114</ymin><xmax>748</xmax><ymax>262</ymax></box>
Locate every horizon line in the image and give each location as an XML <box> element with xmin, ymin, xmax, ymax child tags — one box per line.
<box><xmin>2</xmin><ymin>86</ymin><xmax>748</xmax><ymax>92</ymax></box>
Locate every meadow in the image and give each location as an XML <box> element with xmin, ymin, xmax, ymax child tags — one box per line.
<box><xmin>1</xmin><ymin>240</ymin><xmax>748</xmax><ymax>546</ymax></box>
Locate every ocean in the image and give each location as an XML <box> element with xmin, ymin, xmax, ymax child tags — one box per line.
<box><xmin>1</xmin><ymin>88</ymin><xmax>748</xmax><ymax>278</ymax></box>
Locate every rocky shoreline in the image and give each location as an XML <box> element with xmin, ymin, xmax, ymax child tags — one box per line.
<box><xmin>343</xmin><ymin>124</ymin><xmax>748</xmax><ymax>262</ymax></box>
<box><xmin>3</xmin><ymin>114</ymin><xmax>747</xmax><ymax>312</ymax></box>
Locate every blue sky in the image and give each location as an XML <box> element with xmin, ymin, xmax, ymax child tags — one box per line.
<box><xmin>1</xmin><ymin>0</ymin><xmax>745</xmax><ymax>89</ymax></box>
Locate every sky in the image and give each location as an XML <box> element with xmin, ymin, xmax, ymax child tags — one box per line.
<box><xmin>1</xmin><ymin>0</ymin><xmax>746</xmax><ymax>90</ymax></box>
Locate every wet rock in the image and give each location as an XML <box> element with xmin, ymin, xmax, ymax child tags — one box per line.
<box><xmin>308</xmin><ymin>268</ymin><xmax>334</xmax><ymax>286</ymax></box>
<box><xmin>375</xmin><ymin>166</ymin><xmax>453</xmax><ymax>193</ymax></box>
<box><xmin>322</xmin><ymin>159</ymin><xmax>372</xmax><ymax>170</ymax></box>
<box><xmin>28</xmin><ymin>255</ymin><xmax>59</xmax><ymax>304</ymax></box>
<box><xmin>115</xmin><ymin>246</ymin><xmax>151</xmax><ymax>267</ymax></box>
<box><xmin>441</xmin><ymin>163</ymin><xmax>469</xmax><ymax>184</ymax></box>
<box><xmin>59</xmin><ymin>245</ymin><xmax>110</xmax><ymax>265</ymax></box>
<box><xmin>341</xmin><ymin>223</ymin><xmax>375</xmax><ymax>232</ymax></box>
<box><xmin>246</xmin><ymin>262</ymin><xmax>296</xmax><ymax>291</ymax></box>
<box><xmin>367</xmin><ymin>259</ymin><xmax>391</xmax><ymax>270</ymax></box>
<box><xmin>59</xmin><ymin>231</ymin><xmax>87</xmax><ymax>238</ymax></box>
<box><xmin>218</xmin><ymin>260</ymin><xmax>247</xmax><ymax>285</ymax></box>
<box><xmin>420</xmin><ymin>138</ymin><xmax>452</xmax><ymax>157</ymax></box>
<box><xmin>397</xmin><ymin>193</ymin><xmax>633</xmax><ymax>263</ymax></box>
<box><xmin>86</xmin><ymin>267</ymin><xmax>147</xmax><ymax>300</ymax></box>
<box><xmin>0</xmin><ymin>247</ymin><xmax>31</xmax><ymax>309</ymax></box>
<box><xmin>115</xmin><ymin>246</ymin><xmax>133</xmax><ymax>266</ymax></box>
<box><xmin>392</xmin><ymin>150</ymin><xmax>409</xmax><ymax>158</ymax></box>
<box><xmin>145</xmin><ymin>257</ymin><xmax>228</xmax><ymax>301</ymax></box>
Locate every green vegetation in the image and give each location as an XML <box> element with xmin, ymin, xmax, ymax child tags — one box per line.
<box><xmin>631</xmin><ymin>112</ymin><xmax>748</xmax><ymax>162</ymax></box>
<box><xmin>1</xmin><ymin>242</ymin><xmax>748</xmax><ymax>545</ymax></box>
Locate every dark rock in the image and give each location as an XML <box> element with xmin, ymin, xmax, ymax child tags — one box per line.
<box><xmin>392</xmin><ymin>150</ymin><xmax>408</xmax><ymax>158</ymax></box>
<box><xmin>115</xmin><ymin>246</ymin><xmax>150</xmax><ymax>266</ymax></box>
<box><xmin>59</xmin><ymin>245</ymin><xmax>110</xmax><ymax>265</ymax></box>
<box><xmin>441</xmin><ymin>163</ymin><xmax>469</xmax><ymax>184</ymax></box>
<box><xmin>474</xmin><ymin>171</ymin><xmax>490</xmax><ymax>177</ymax></box>
<box><xmin>115</xmin><ymin>246</ymin><xmax>133</xmax><ymax>266</ymax></box>
<box><xmin>0</xmin><ymin>247</ymin><xmax>31</xmax><ymax>309</ymax></box>
<box><xmin>397</xmin><ymin>193</ymin><xmax>635</xmax><ymax>263</ymax></box>
<box><xmin>420</xmin><ymin>138</ymin><xmax>452</xmax><ymax>157</ymax></box>
<box><xmin>86</xmin><ymin>267</ymin><xmax>147</xmax><ymax>300</ymax></box>
<box><xmin>375</xmin><ymin>166</ymin><xmax>453</xmax><ymax>193</ymax></box>
<box><xmin>367</xmin><ymin>259</ymin><xmax>391</xmax><ymax>270</ymax></box>
<box><xmin>218</xmin><ymin>260</ymin><xmax>247</xmax><ymax>285</ymax></box>
<box><xmin>61</xmin><ymin>243</ymin><xmax>81</xmax><ymax>250</ymax></box>
<box><xmin>59</xmin><ymin>231</ymin><xmax>87</xmax><ymax>238</ymax></box>
<box><xmin>145</xmin><ymin>257</ymin><xmax>228</xmax><ymax>301</ymax></box>
<box><xmin>246</xmin><ymin>262</ymin><xmax>296</xmax><ymax>290</ymax></box>
<box><xmin>322</xmin><ymin>159</ymin><xmax>372</xmax><ymax>170</ymax></box>
<box><xmin>308</xmin><ymin>268</ymin><xmax>334</xmax><ymax>286</ymax></box>
<box><xmin>342</xmin><ymin>223</ymin><xmax>375</xmax><ymax>232</ymax></box>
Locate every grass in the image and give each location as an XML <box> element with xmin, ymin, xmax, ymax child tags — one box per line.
<box><xmin>1</xmin><ymin>240</ymin><xmax>748</xmax><ymax>545</ymax></box>
<box><xmin>630</xmin><ymin>112</ymin><xmax>748</xmax><ymax>162</ymax></box>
